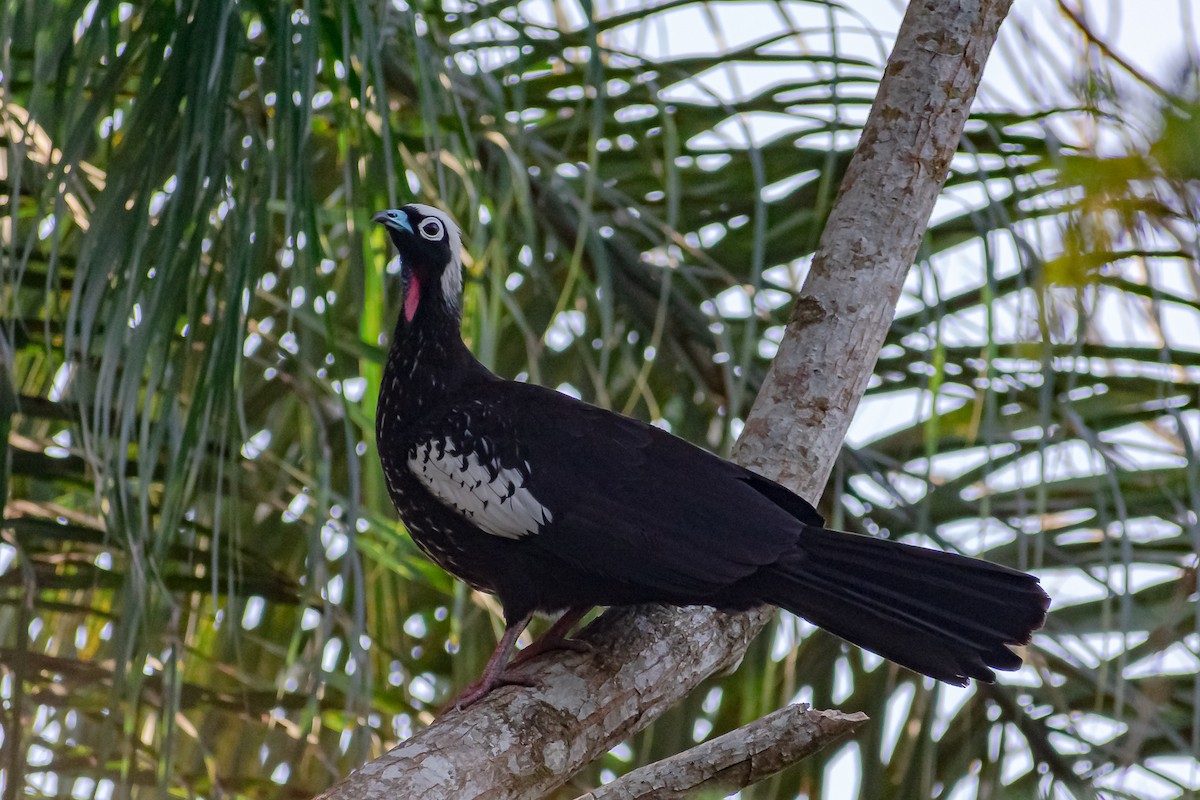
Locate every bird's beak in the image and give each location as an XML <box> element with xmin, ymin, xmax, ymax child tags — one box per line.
<box><xmin>373</xmin><ymin>209</ymin><xmax>413</xmax><ymax>234</ymax></box>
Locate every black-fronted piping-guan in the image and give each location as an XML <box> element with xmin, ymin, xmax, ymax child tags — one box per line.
<box><xmin>372</xmin><ymin>203</ymin><xmax>1050</xmax><ymax>708</ymax></box>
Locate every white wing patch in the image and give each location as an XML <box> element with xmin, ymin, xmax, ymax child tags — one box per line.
<box><xmin>408</xmin><ymin>438</ymin><xmax>552</xmax><ymax>539</ymax></box>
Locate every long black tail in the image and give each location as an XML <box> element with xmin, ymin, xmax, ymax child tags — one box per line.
<box><xmin>761</xmin><ymin>526</ymin><xmax>1050</xmax><ymax>685</ymax></box>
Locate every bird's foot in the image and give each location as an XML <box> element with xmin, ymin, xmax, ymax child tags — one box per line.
<box><xmin>508</xmin><ymin>635</ymin><xmax>595</xmax><ymax>669</ymax></box>
<box><xmin>447</xmin><ymin>671</ymin><xmax>538</xmax><ymax>711</ymax></box>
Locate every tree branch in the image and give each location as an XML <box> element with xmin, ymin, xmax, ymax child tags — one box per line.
<box><xmin>321</xmin><ymin>0</ymin><xmax>1014</xmax><ymax>796</ymax></box>
<box><xmin>733</xmin><ymin>0</ymin><xmax>1016</xmax><ymax>493</ymax></box>
<box><xmin>573</xmin><ymin>705</ymin><xmax>867</xmax><ymax>800</ymax></box>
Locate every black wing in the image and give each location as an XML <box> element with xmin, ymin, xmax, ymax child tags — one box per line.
<box><xmin>412</xmin><ymin>379</ymin><xmax>823</xmax><ymax>600</ymax></box>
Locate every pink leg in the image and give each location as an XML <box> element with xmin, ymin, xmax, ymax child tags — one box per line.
<box><xmin>449</xmin><ymin>612</ymin><xmax>534</xmax><ymax>710</ymax></box>
<box><xmin>509</xmin><ymin>606</ymin><xmax>594</xmax><ymax>669</ymax></box>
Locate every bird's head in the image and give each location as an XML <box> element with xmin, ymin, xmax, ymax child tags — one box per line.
<box><xmin>373</xmin><ymin>204</ymin><xmax>463</xmax><ymax>323</ymax></box>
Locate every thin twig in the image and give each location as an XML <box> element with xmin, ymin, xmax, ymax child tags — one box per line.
<box><xmin>1055</xmin><ymin>0</ymin><xmax>1177</xmax><ymax>105</ymax></box>
<box><xmin>573</xmin><ymin>705</ymin><xmax>868</xmax><ymax>800</ymax></box>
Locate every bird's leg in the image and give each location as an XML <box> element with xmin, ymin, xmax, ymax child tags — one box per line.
<box><xmin>508</xmin><ymin>606</ymin><xmax>594</xmax><ymax>668</ymax></box>
<box><xmin>450</xmin><ymin>612</ymin><xmax>534</xmax><ymax>710</ymax></box>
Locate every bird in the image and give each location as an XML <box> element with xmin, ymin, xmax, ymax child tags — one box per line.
<box><xmin>372</xmin><ymin>203</ymin><xmax>1050</xmax><ymax>708</ymax></box>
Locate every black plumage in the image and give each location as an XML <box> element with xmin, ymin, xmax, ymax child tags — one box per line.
<box><xmin>372</xmin><ymin>204</ymin><xmax>1050</xmax><ymax>707</ymax></box>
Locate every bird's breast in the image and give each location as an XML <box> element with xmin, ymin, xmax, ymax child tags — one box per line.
<box><xmin>380</xmin><ymin>464</ymin><xmax>501</xmax><ymax>594</ymax></box>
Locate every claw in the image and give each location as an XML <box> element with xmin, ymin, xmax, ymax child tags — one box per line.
<box><xmin>436</xmin><ymin>607</ymin><xmax>596</xmax><ymax>713</ymax></box>
<box><xmin>509</xmin><ymin>635</ymin><xmax>594</xmax><ymax>668</ymax></box>
<box><xmin>509</xmin><ymin>606</ymin><xmax>593</xmax><ymax>669</ymax></box>
<box><xmin>449</xmin><ymin>670</ymin><xmax>539</xmax><ymax>710</ymax></box>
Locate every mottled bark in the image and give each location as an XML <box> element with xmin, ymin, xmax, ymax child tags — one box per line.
<box><xmin>316</xmin><ymin>605</ymin><xmax>773</xmax><ymax>800</ymax></box>
<box><xmin>322</xmin><ymin>0</ymin><xmax>1013</xmax><ymax>797</ymax></box>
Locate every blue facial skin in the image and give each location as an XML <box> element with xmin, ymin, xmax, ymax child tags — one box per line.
<box><xmin>373</xmin><ymin>208</ymin><xmax>414</xmax><ymax>234</ymax></box>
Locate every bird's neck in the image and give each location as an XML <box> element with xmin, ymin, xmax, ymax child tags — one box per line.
<box><xmin>378</xmin><ymin>301</ymin><xmax>480</xmax><ymax>438</ymax></box>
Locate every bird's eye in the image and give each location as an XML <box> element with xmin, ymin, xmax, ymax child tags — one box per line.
<box><xmin>418</xmin><ymin>218</ymin><xmax>444</xmax><ymax>241</ymax></box>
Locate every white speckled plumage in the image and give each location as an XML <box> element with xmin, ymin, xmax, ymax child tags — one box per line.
<box><xmin>408</xmin><ymin>437</ymin><xmax>553</xmax><ymax>540</ymax></box>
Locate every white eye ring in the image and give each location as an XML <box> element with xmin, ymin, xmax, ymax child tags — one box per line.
<box><xmin>418</xmin><ymin>218</ymin><xmax>444</xmax><ymax>241</ymax></box>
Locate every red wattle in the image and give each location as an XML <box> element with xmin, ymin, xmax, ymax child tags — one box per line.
<box><xmin>404</xmin><ymin>274</ymin><xmax>421</xmax><ymax>322</ymax></box>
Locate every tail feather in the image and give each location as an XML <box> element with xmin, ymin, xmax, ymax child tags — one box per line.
<box><xmin>802</xmin><ymin>547</ymin><xmax>1039</xmax><ymax>644</ymax></box>
<box><xmin>797</xmin><ymin>569</ymin><xmax>1024</xmax><ymax>660</ymax></box>
<box><xmin>762</xmin><ymin>526</ymin><xmax>1050</xmax><ymax>685</ymax></box>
